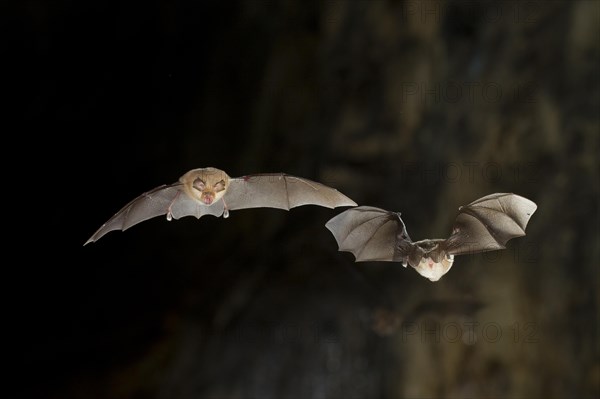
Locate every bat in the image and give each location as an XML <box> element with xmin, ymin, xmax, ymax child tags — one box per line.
<box><xmin>85</xmin><ymin>167</ymin><xmax>357</xmax><ymax>244</ymax></box>
<box><xmin>325</xmin><ymin>193</ymin><xmax>537</xmax><ymax>281</ymax></box>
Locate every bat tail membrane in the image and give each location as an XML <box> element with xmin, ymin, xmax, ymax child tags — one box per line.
<box><xmin>169</xmin><ymin>194</ymin><xmax>225</xmax><ymax>220</ymax></box>
<box><xmin>325</xmin><ymin>206</ymin><xmax>402</xmax><ymax>262</ymax></box>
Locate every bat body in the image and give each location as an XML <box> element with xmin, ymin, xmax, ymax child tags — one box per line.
<box><xmin>325</xmin><ymin>193</ymin><xmax>537</xmax><ymax>281</ymax></box>
<box><xmin>86</xmin><ymin>167</ymin><xmax>357</xmax><ymax>244</ymax></box>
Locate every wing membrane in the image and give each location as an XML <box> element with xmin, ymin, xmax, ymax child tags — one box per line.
<box><xmin>325</xmin><ymin>206</ymin><xmax>401</xmax><ymax>262</ymax></box>
<box><xmin>225</xmin><ymin>174</ymin><xmax>357</xmax><ymax>210</ymax></box>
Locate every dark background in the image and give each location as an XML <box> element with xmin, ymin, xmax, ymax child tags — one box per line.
<box><xmin>21</xmin><ymin>1</ymin><xmax>598</xmax><ymax>398</ymax></box>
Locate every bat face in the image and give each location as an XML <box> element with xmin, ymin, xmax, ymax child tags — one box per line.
<box><xmin>412</xmin><ymin>254</ymin><xmax>454</xmax><ymax>282</ymax></box>
<box><xmin>405</xmin><ymin>239</ymin><xmax>455</xmax><ymax>281</ymax></box>
<box><xmin>180</xmin><ymin>167</ymin><xmax>230</xmax><ymax>205</ymax></box>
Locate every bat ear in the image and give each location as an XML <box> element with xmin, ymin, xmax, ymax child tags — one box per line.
<box><xmin>408</xmin><ymin>249</ymin><xmax>423</xmax><ymax>268</ymax></box>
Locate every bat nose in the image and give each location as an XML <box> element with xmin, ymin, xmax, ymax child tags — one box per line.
<box><xmin>202</xmin><ymin>193</ymin><xmax>214</xmax><ymax>205</ymax></box>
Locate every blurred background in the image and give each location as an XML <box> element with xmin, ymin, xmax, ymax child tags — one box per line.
<box><xmin>21</xmin><ymin>0</ymin><xmax>598</xmax><ymax>398</ymax></box>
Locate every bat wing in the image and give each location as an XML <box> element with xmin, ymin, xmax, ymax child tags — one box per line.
<box><xmin>325</xmin><ymin>206</ymin><xmax>405</xmax><ymax>262</ymax></box>
<box><xmin>85</xmin><ymin>183</ymin><xmax>224</xmax><ymax>244</ymax></box>
<box><xmin>224</xmin><ymin>174</ymin><xmax>357</xmax><ymax>210</ymax></box>
<box><xmin>443</xmin><ymin>193</ymin><xmax>537</xmax><ymax>256</ymax></box>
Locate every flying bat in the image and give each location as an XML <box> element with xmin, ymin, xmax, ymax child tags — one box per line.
<box><xmin>325</xmin><ymin>193</ymin><xmax>537</xmax><ymax>281</ymax></box>
<box><xmin>85</xmin><ymin>167</ymin><xmax>357</xmax><ymax>244</ymax></box>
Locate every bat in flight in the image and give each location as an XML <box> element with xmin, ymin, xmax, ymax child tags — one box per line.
<box><xmin>325</xmin><ymin>193</ymin><xmax>537</xmax><ymax>281</ymax></box>
<box><xmin>85</xmin><ymin>167</ymin><xmax>357</xmax><ymax>244</ymax></box>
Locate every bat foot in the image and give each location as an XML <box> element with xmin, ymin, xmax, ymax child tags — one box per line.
<box><xmin>166</xmin><ymin>190</ymin><xmax>180</xmax><ymax>222</ymax></box>
<box><xmin>222</xmin><ymin>199</ymin><xmax>230</xmax><ymax>218</ymax></box>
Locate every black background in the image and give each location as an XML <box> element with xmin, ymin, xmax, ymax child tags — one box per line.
<box><xmin>19</xmin><ymin>1</ymin><xmax>599</xmax><ymax>398</ymax></box>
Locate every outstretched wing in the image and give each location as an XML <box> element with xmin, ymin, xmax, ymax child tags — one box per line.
<box><xmin>325</xmin><ymin>206</ymin><xmax>406</xmax><ymax>262</ymax></box>
<box><xmin>85</xmin><ymin>183</ymin><xmax>224</xmax><ymax>244</ymax></box>
<box><xmin>443</xmin><ymin>193</ymin><xmax>537</xmax><ymax>256</ymax></box>
<box><xmin>224</xmin><ymin>174</ymin><xmax>357</xmax><ymax>210</ymax></box>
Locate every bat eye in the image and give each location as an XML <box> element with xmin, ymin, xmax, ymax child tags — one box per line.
<box><xmin>193</xmin><ymin>178</ymin><xmax>206</xmax><ymax>191</ymax></box>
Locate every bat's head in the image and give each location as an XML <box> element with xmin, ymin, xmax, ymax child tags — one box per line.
<box><xmin>180</xmin><ymin>167</ymin><xmax>230</xmax><ymax>205</ymax></box>
<box><xmin>411</xmin><ymin>240</ymin><xmax>455</xmax><ymax>282</ymax></box>
<box><xmin>413</xmin><ymin>255</ymin><xmax>455</xmax><ymax>282</ymax></box>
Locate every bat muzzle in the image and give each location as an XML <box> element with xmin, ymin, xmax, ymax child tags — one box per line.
<box><xmin>413</xmin><ymin>255</ymin><xmax>455</xmax><ymax>282</ymax></box>
<box><xmin>201</xmin><ymin>192</ymin><xmax>215</xmax><ymax>205</ymax></box>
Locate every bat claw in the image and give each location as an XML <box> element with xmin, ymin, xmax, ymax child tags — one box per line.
<box><xmin>166</xmin><ymin>212</ymin><xmax>173</xmax><ymax>221</ymax></box>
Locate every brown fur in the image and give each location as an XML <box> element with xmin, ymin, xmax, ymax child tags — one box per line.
<box><xmin>179</xmin><ymin>167</ymin><xmax>230</xmax><ymax>205</ymax></box>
